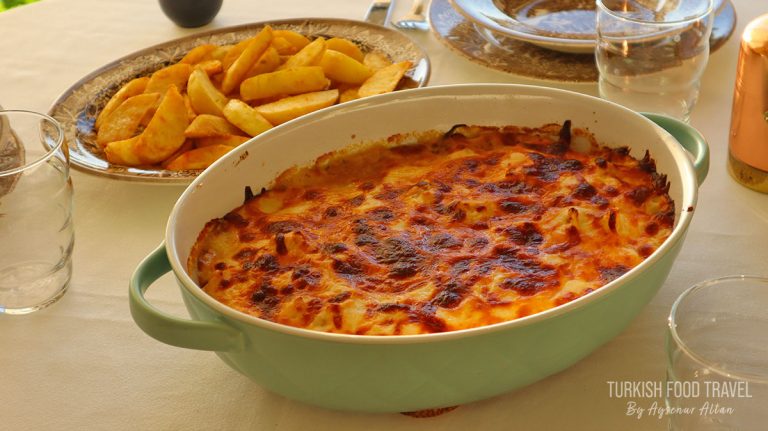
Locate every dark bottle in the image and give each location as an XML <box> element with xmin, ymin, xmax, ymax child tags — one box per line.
<box><xmin>159</xmin><ymin>0</ymin><xmax>223</xmax><ymax>28</ymax></box>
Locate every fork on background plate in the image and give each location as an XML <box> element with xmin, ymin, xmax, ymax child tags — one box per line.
<box><xmin>393</xmin><ymin>0</ymin><xmax>429</xmax><ymax>30</ymax></box>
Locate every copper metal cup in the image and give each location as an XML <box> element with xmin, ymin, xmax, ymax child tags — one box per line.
<box><xmin>728</xmin><ymin>14</ymin><xmax>768</xmax><ymax>193</ymax></box>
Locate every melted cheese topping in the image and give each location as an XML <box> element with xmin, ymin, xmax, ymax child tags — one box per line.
<box><xmin>189</xmin><ymin>123</ymin><xmax>674</xmax><ymax>335</ymax></box>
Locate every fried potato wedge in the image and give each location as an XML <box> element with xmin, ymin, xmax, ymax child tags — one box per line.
<box><xmin>326</xmin><ymin>37</ymin><xmax>364</xmax><ymax>62</ymax></box>
<box><xmin>185</xmin><ymin>114</ymin><xmax>244</xmax><ymax>138</ymax></box>
<box><xmin>179</xmin><ymin>44</ymin><xmax>218</xmax><ymax>65</ymax></box>
<box><xmin>182</xmin><ymin>93</ymin><xmax>196</xmax><ymax>120</ymax></box>
<box><xmin>187</xmin><ymin>68</ymin><xmax>228</xmax><ymax>116</ymax></box>
<box><xmin>104</xmin><ymin>135</ymin><xmax>142</xmax><ymax>166</ymax></box>
<box><xmin>245</xmin><ymin>46</ymin><xmax>281</xmax><ymax>78</ymax></box>
<box><xmin>197</xmin><ymin>59</ymin><xmax>223</xmax><ymax>77</ymax></box>
<box><xmin>221</xmin><ymin>26</ymin><xmax>273</xmax><ymax>95</ymax></box>
<box><xmin>240</xmin><ymin>66</ymin><xmax>329</xmax><ymax>101</ymax></box>
<box><xmin>272</xmin><ymin>30</ymin><xmax>310</xmax><ymax>51</ymax></box>
<box><xmin>222</xmin><ymin>99</ymin><xmax>273</xmax><ymax>136</ymax></box>
<box><xmin>358</xmin><ymin>61</ymin><xmax>412</xmax><ymax>98</ymax></box>
<box><xmin>160</xmin><ymin>139</ymin><xmax>195</xmax><ymax>169</ymax></box>
<box><xmin>338</xmin><ymin>86</ymin><xmax>360</xmax><ymax>103</ymax></box>
<box><xmin>279</xmin><ymin>37</ymin><xmax>326</xmax><ymax>70</ymax></box>
<box><xmin>319</xmin><ymin>50</ymin><xmax>373</xmax><ymax>84</ymax></box>
<box><xmin>96</xmin><ymin>92</ymin><xmax>160</xmax><ymax>147</ymax></box>
<box><xmin>221</xmin><ymin>38</ymin><xmax>253</xmax><ymax>71</ymax></box>
<box><xmin>95</xmin><ymin>76</ymin><xmax>149</xmax><ymax>129</ymax></box>
<box><xmin>95</xmin><ymin>32</ymin><xmax>413</xmax><ymax>171</ymax></box>
<box><xmin>164</xmin><ymin>144</ymin><xmax>234</xmax><ymax>171</ymax></box>
<box><xmin>362</xmin><ymin>52</ymin><xmax>392</xmax><ymax>70</ymax></box>
<box><xmin>271</xmin><ymin>37</ymin><xmax>299</xmax><ymax>56</ymax></box>
<box><xmin>195</xmin><ymin>134</ymin><xmax>250</xmax><ymax>148</ymax></box>
<box><xmin>255</xmin><ymin>89</ymin><xmax>339</xmax><ymax>125</ymax></box>
<box><xmin>145</xmin><ymin>63</ymin><xmax>193</xmax><ymax>94</ymax></box>
<box><xmin>132</xmin><ymin>86</ymin><xmax>190</xmax><ymax>164</ymax></box>
<box><xmin>210</xmin><ymin>45</ymin><xmax>232</xmax><ymax>62</ymax></box>
<box><xmin>139</xmin><ymin>104</ymin><xmax>157</xmax><ymax>127</ymax></box>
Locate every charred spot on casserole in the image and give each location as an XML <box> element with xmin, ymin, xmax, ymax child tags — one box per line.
<box><xmin>189</xmin><ymin>122</ymin><xmax>674</xmax><ymax>335</ymax></box>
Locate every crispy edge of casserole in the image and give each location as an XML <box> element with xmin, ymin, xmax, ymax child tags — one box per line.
<box><xmin>188</xmin><ymin>121</ymin><xmax>675</xmax><ymax>335</ymax></box>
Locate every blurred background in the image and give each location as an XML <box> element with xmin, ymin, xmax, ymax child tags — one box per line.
<box><xmin>0</xmin><ymin>0</ymin><xmax>39</xmax><ymax>12</ymax></box>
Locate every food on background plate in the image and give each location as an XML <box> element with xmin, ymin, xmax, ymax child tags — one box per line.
<box><xmin>93</xmin><ymin>26</ymin><xmax>413</xmax><ymax>171</ymax></box>
<box><xmin>253</xmin><ymin>89</ymin><xmax>339</xmax><ymax>125</ymax></box>
<box><xmin>188</xmin><ymin>121</ymin><xmax>675</xmax><ymax>335</ymax></box>
<box><xmin>104</xmin><ymin>86</ymin><xmax>190</xmax><ymax>166</ymax></box>
<box><xmin>359</xmin><ymin>61</ymin><xmax>412</xmax><ymax>98</ymax></box>
<box><xmin>94</xmin><ymin>77</ymin><xmax>150</xmax><ymax>130</ymax></box>
<box><xmin>96</xmin><ymin>92</ymin><xmax>160</xmax><ymax>146</ymax></box>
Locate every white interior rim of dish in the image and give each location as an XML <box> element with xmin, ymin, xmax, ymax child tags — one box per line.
<box><xmin>166</xmin><ymin>84</ymin><xmax>699</xmax><ymax>345</ymax></box>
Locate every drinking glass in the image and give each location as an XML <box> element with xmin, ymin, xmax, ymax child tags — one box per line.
<box><xmin>666</xmin><ymin>276</ymin><xmax>768</xmax><ymax>430</ymax></box>
<box><xmin>596</xmin><ymin>0</ymin><xmax>715</xmax><ymax>122</ymax></box>
<box><xmin>0</xmin><ymin>110</ymin><xmax>73</xmax><ymax>314</ymax></box>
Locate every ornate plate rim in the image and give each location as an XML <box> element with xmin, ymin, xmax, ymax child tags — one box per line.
<box><xmin>47</xmin><ymin>18</ymin><xmax>431</xmax><ymax>184</ymax></box>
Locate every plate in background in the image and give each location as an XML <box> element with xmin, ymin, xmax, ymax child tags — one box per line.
<box><xmin>449</xmin><ymin>0</ymin><xmax>727</xmax><ymax>54</ymax></box>
<box><xmin>432</xmin><ymin>0</ymin><xmax>736</xmax><ymax>80</ymax></box>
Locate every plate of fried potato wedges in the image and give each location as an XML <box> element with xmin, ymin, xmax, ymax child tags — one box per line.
<box><xmin>47</xmin><ymin>18</ymin><xmax>431</xmax><ymax>183</ymax></box>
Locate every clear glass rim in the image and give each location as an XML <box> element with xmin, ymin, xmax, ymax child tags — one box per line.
<box><xmin>0</xmin><ymin>109</ymin><xmax>64</xmax><ymax>177</ymax></box>
<box><xmin>596</xmin><ymin>0</ymin><xmax>714</xmax><ymax>26</ymax></box>
<box><xmin>668</xmin><ymin>275</ymin><xmax>768</xmax><ymax>384</ymax></box>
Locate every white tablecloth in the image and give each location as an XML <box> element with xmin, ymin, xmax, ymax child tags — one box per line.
<box><xmin>1</xmin><ymin>0</ymin><xmax>766</xmax><ymax>429</ymax></box>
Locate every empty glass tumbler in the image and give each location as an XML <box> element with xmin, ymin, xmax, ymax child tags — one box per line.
<box><xmin>0</xmin><ymin>110</ymin><xmax>74</xmax><ymax>314</ymax></box>
<box><xmin>666</xmin><ymin>276</ymin><xmax>768</xmax><ymax>430</ymax></box>
<box><xmin>596</xmin><ymin>0</ymin><xmax>715</xmax><ymax>122</ymax></box>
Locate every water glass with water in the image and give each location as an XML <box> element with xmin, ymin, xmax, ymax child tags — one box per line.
<box><xmin>666</xmin><ymin>276</ymin><xmax>768</xmax><ymax>430</ymax></box>
<box><xmin>596</xmin><ymin>0</ymin><xmax>714</xmax><ymax>122</ymax></box>
<box><xmin>0</xmin><ymin>110</ymin><xmax>74</xmax><ymax>314</ymax></box>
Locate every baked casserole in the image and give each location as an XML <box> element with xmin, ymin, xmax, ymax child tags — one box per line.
<box><xmin>188</xmin><ymin>121</ymin><xmax>674</xmax><ymax>335</ymax></box>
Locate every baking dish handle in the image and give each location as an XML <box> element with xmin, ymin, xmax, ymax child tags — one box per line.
<box><xmin>129</xmin><ymin>243</ymin><xmax>244</xmax><ymax>352</ymax></box>
<box><xmin>642</xmin><ymin>112</ymin><xmax>709</xmax><ymax>185</ymax></box>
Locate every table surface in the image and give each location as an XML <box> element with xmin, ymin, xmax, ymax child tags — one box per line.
<box><xmin>1</xmin><ymin>0</ymin><xmax>766</xmax><ymax>429</ymax></box>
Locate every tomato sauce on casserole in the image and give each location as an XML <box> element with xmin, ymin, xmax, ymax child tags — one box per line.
<box><xmin>188</xmin><ymin>122</ymin><xmax>674</xmax><ymax>335</ymax></box>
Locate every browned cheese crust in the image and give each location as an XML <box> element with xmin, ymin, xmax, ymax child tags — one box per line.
<box><xmin>189</xmin><ymin>122</ymin><xmax>674</xmax><ymax>335</ymax></box>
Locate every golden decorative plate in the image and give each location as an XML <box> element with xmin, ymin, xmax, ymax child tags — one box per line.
<box><xmin>47</xmin><ymin>18</ymin><xmax>431</xmax><ymax>183</ymax></box>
